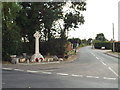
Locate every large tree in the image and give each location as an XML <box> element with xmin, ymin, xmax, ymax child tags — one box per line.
<box><xmin>95</xmin><ymin>33</ymin><xmax>107</xmax><ymax>41</ymax></box>
<box><xmin>2</xmin><ymin>2</ymin><xmax>22</xmax><ymax>60</ymax></box>
<box><xmin>16</xmin><ymin>2</ymin><xmax>66</xmax><ymax>54</ymax></box>
<box><xmin>2</xmin><ymin>1</ymin><xmax>86</xmax><ymax>58</ymax></box>
<box><xmin>16</xmin><ymin>2</ymin><xmax>86</xmax><ymax>55</ymax></box>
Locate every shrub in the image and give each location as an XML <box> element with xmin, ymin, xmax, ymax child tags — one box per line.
<box><xmin>112</xmin><ymin>41</ymin><xmax>120</xmax><ymax>52</ymax></box>
<box><xmin>93</xmin><ymin>40</ymin><xmax>112</xmax><ymax>49</ymax></box>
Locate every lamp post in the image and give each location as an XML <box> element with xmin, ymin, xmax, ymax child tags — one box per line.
<box><xmin>112</xmin><ymin>23</ymin><xmax>115</xmax><ymax>52</ymax></box>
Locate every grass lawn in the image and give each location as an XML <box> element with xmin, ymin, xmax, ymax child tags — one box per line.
<box><xmin>109</xmin><ymin>51</ymin><xmax>120</xmax><ymax>55</ymax></box>
<box><xmin>67</xmin><ymin>50</ymin><xmax>75</xmax><ymax>55</ymax></box>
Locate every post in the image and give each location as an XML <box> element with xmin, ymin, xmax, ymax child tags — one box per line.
<box><xmin>118</xmin><ymin>2</ymin><xmax>120</xmax><ymax>89</ymax></box>
<box><xmin>112</xmin><ymin>23</ymin><xmax>115</xmax><ymax>52</ymax></box>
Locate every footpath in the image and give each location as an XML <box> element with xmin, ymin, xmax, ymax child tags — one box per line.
<box><xmin>104</xmin><ymin>51</ymin><xmax>120</xmax><ymax>59</ymax></box>
<box><xmin>93</xmin><ymin>48</ymin><xmax>120</xmax><ymax>59</ymax></box>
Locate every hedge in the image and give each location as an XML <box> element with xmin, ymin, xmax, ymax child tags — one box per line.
<box><xmin>112</xmin><ymin>42</ymin><xmax>120</xmax><ymax>52</ymax></box>
<box><xmin>93</xmin><ymin>41</ymin><xmax>112</xmax><ymax>49</ymax></box>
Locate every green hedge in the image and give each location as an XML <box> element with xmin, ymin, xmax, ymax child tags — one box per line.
<box><xmin>93</xmin><ymin>41</ymin><xmax>112</xmax><ymax>49</ymax></box>
<box><xmin>112</xmin><ymin>42</ymin><xmax>120</xmax><ymax>52</ymax></box>
<box><xmin>40</xmin><ymin>38</ymin><xmax>66</xmax><ymax>57</ymax></box>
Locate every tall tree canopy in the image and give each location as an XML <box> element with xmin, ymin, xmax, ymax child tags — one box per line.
<box><xmin>2</xmin><ymin>1</ymin><xmax>86</xmax><ymax>59</ymax></box>
<box><xmin>2</xmin><ymin>2</ymin><xmax>22</xmax><ymax>60</ymax></box>
<box><xmin>95</xmin><ymin>33</ymin><xmax>107</xmax><ymax>41</ymax></box>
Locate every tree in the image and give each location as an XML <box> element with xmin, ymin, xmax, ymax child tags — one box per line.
<box><xmin>16</xmin><ymin>2</ymin><xmax>66</xmax><ymax>54</ymax></box>
<box><xmin>61</xmin><ymin>1</ymin><xmax>86</xmax><ymax>40</ymax></box>
<box><xmin>68</xmin><ymin>38</ymin><xmax>81</xmax><ymax>48</ymax></box>
<box><xmin>59</xmin><ymin>1</ymin><xmax>86</xmax><ymax>55</ymax></box>
<box><xmin>2</xmin><ymin>1</ymin><xmax>86</xmax><ymax>58</ymax></box>
<box><xmin>95</xmin><ymin>33</ymin><xmax>107</xmax><ymax>41</ymax></box>
<box><xmin>16</xmin><ymin>2</ymin><xmax>86</xmax><ymax>56</ymax></box>
<box><xmin>87</xmin><ymin>38</ymin><xmax>92</xmax><ymax>45</ymax></box>
<box><xmin>2</xmin><ymin>2</ymin><xmax>22</xmax><ymax>60</ymax></box>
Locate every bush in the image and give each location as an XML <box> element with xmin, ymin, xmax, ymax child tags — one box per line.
<box><xmin>112</xmin><ymin>42</ymin><xmax>120</xmax><ymax>52</ymax></box>
<box><xmin>40</xmin><ymin>38</ymin><xmax>66</xmax><ymax>57</ymax></box>
<box><xmin>2</xmin><ymin>27</ymin><xmax>22</xmax><ymax>61</ymax></box>
<box><xmin>93</xmin><ymin>40</ymin><xmax>112</xmax><ymax>49</ymax></box>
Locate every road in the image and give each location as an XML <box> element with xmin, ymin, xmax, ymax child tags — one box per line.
<box><xmin>2</xmin><ymin>46</ymin><xmax>118</xmax><ymax>88</ymax></box>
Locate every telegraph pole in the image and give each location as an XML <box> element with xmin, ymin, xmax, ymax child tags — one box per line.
<box><xmin>112</xmin><ymin>23</ymin><xmax>115</xmax><ymax>52</ymax></box>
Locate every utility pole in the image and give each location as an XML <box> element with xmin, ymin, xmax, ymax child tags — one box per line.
<box><xmin>112</xmin><ymin>23</ymin><xmax>115</xmax><ymax>52</ymax></box>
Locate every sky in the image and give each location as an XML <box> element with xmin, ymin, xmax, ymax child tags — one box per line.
<box><xmin>68</xmin><ymin>0</ymin><xmax>119</xmax><ymax>41</ymax></box>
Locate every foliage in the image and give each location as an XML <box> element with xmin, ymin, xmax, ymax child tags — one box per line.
<box><xmin>68</xmin><ymin>38</ymin><xmax>81</xmax><ymax>48</ymax></box>
<box><xmin>95</xmin><ymin>33</ymin><xmax>107</xmax><ymax>41</ymax></box>
<box><xmin>16</xmin><ymin>2</ymin><xmax>86</xmax><ymax>56</ymax></box>
<box><xmin>87</xmin><ymin>38</ymin><xmax>92</xmax><ymax>45</ymax></box>
<box><xmin>93</xmin><ymin>33</ymin><xmax>111</xmax><ymax>49</ymax></box>
<box><xmin>2</xmin><ymin>2</ymin><xmax>86</xmax><ymax>60</ymax></box>
<box><xmin>2</xmin><ymin>2</ymin><xmax>22</xmax><ymax>60</ymax></box>
<box><xmin>93</xmin><ymin>40</ymin><xmax>112</xmax><ymax>49</ymax></box>
<box><xmin>40</xmin><ymin>38</ymin><xmax>66</xmax><ymax>57</ymax></box>
<box><xmin>16</xmin><ymin>2</ymin><xmax>66</xmax><ymax>54</ymax></box>
<box><xmin>111</xmin><ymin>42</ymin><xmax>120</xmax><ymax>52</ymax></box>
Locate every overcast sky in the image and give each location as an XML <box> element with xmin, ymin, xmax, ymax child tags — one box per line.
<box><xmin>68</xmin><ymin>0</ymin><xmax>119</xmax><ymax>41</ymax></box>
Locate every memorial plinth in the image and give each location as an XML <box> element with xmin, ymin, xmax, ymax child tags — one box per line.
<box><xmin>30</xmin><ymin>31</ymin><xmax>44</xmax><ymax>62</ymax></box>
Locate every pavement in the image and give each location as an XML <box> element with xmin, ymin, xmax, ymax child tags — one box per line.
<box><xmin>104</xmin><ymin>51</ymin><xmax>120</xmax><ymax>59</ymax></box>
<box><xmin>2</xmin><ymin>46</ymin><xmax>118</xmax><ymax>88</ymax></box>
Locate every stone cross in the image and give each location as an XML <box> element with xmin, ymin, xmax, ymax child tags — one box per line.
<box><xmin>34</xmin><ymin>31</ymin><xmax>40</xmax><ymax>54</ymax></box>
<box><xmin>30</xmin><ymin>31</ymin><xmax>44</xmax><ymax>62</ymax></box>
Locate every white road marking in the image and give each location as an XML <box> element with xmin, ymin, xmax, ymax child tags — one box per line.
<box><xmin>56</xmin><ymin>73</ymin><xmax>69</xmax><ymax>76</ymax></box>
<box><xmin>91</xmin><ymin>53</ymin><xmax>107</xmax><ymax>66</ymax></box>
<box><xmin>103</xmin><ymin>77</ymin><xmax>117</xmax><ymax>80</ymax></box>
<box><xmin>71</xmin><ymin>74</ymin><xmax>79</xmax><ymax>77</ymax></box>
<box><xmin>43</xmin><ymin>70</ymin><xmax>54</xmax><ymax>71</ymax></box>
<box><xmin>27</xmin><ymin>70</ymin><xmax>39</xmax><ymax>73</ymax></box>
<box><xmin>92</xmin><ymin>76</ymin><xmax>99</xmax><ymax>79</ymax></box>
<box><xmin>91</xmin><ymin>52</ymin><xmax>96</xmax><ymax>56</ymax></box>
<box><xmin>71</xmin><ymin>74</ymin><xmax>82</xmax><ymax>77</ymax></box>
<box><xmin>96</xmin><ymin>57</ymin><xmax>99</xmax><ymax>60</ymax></box>
<box><xmin>108</xmin><ymin>67</ymin><xmax>118</xmax><ymax>77</ymax></box>
<box><xmin>14</xmin><ymin>69</ymin><xmax>24</xmax><ymax>72</ymax></box>
<box><xmin>86</xmin><ymin>76</ymin><xmax>93</xmax><ymax>78</ymax></box>
<box><xmin>41</xmin><ymin>71</ymin><xmax>52</xmax><ymax>74</ymax></box>
<box><xmin>2</xmin><ymin>68</ymin><xmax>13</xmax><ymax>70</ymax></box>
<box><xmin>2</xmin><ymin>67</ymin><xmax>118</xmax><ymax>81</ymax></box>
<box><xmin>86</xmin><ymin>76</ymin><xmax>99</xmax><ymax>79</ymax></box>
<box><xmin>100</xmin><ymin>61</ymin><xmax>107</xmax><ymax>66</ymax></box>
